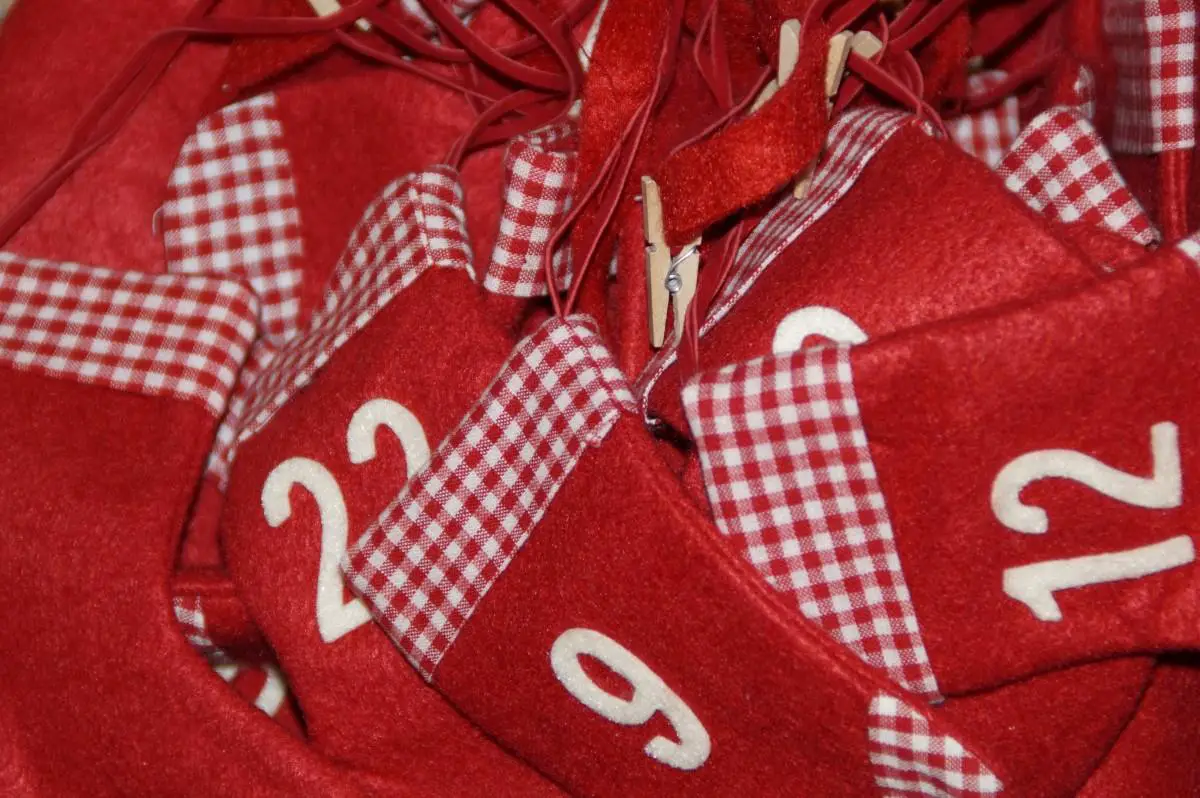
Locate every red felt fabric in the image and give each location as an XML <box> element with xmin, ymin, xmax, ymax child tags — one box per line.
<box><xmin>221</xmin><ymin>269</ymin><xmax>560</xmax><ymax>791</ymax></box>
<box><xmin>1078</xmin><ymin>656</ymin><xmax>1200</xmax><ymax>796</ymax></box>
<box><xmin>654</xmin><ymin>20</ymin><xmax>829</xmax><ymax>245</ymax></box>
<box><xmin>649</xmin><ymin>124</ymin><xmax>1104</xmax><ymax>432</ymax></box>
<box><xmin>435</xmin><ymin>414</ymin><xmax>979</xmax><ymax>797</ymax></box>
<box><xmin>0</xmin><ymin>0</ymin><xmax>230</xmax><ymax>271</ymax></box>
<box><xmin>853</xmin><ymin>247</ymin><xmax>1200</xmax><ymax>693</ymax></box>
<box><xmin>173</xmin><ymin>566</ymin><xmax>273</xmax><ymax>660</ymax></box>
<box><xmin>0</xmin><ymin>368</ymin><xmax>377</xmax><ymax>795</ymax></box>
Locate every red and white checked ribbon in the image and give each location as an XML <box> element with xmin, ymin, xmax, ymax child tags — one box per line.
<box><xmin>1104</xmin><ymin>0</ymin><xmax>1198</xmax><ymax>153</ymax></box>
<box><xmin>173</xmin><ymin>595</ymin><xmax>235</xmax><ymax>667</ymax></box>
<box><xmin>868</xmin><ymin>694</ymin><xmax>1003</xmax><ymax>796</ymax></box>
<box><xmin>998</xmin><ymin>107</ymin><xmax>1160</xmax><ymax>245</ymax></box>
<box><xmin>161</xmin><ymin>93</ymin><xmax>303</xmax><ymax>341</ymax></box>
<box><xmin>947</xmin><ymin>71</ymin><xmax>1021</xmax><ymax>167</ymax></box>
<box><xmin>344</xmin><ymin>316</ymin><xmax>633</xmax><ymax>679</ymax></box>
<box><xmin>483</xmin><ymin>123</ymin><xmax>577</xmax><ymax>297</ymax></box>
<box><xmin>635</xmin><ymin>108</ymin><xmax>914</xmax><ymax>411</ymax></box>
<box><xmin>172</xmin><ymin>594</ymin><xmax>291</xmax><ymax>719</ymax></box>
<box><xmin>206</xmin><ymin>167</ymin><xmax>473</xmax><ymax>483</ymax></box>
<box><xmin>0</xmin><ymin>253</ymin><xmax>257</xmax><ymax>417</ymax></box>
<box><xmin>681</xmin><ymin>345</ymin><xmax>940</xmax><ymax>699</ymax></box>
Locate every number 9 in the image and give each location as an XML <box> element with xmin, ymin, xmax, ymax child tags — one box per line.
<box><xmin>550</xmin><ymin>628</ymin><xmax>711</xmax><ymax>771</ymax></box>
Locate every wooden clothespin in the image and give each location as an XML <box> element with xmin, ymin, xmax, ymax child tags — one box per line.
<box><xmin>792</xmin><ymin>29</ymin><xmax>883</xmax><ymax>198</ymax></box>
<box><xmin>307</xmin><ymin>0</ymin><xmax>371</xmax><ymax>32</ymax></box>
<box><xmin>642</xmin><ymin>176</ymin><xmax>701</xmax><ymax>349</ymax></box>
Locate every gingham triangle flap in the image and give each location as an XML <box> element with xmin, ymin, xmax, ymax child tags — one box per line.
<box><xmin>225</xmin><ymin>165</ymin><xmax>474</xmax><ymax>460</ymax></box>
<box><xmin>161</xmin><ymin>93</ymin><xmax>304</xmax><ymax>343</ymax></box>
<box><xmin>946</xmin><ymin>71</ymin><xmax>1021</xmax><ymax>168</ymax></box>
<box><xmin>1103</xmin><ymin>0</ymin><xmax>1198</xmax><ymax>153</ymax></box>
<box><xmin>681</xmin><ymin>344</ymin><xmax>941</xmax><ymax>700</ymax></box>
<box><xmin>343</xmin><ymin>315</ymin><xmax>633</xmax><ymax>680</ymax></box>
<box><xmin>997</xmin><ymin>106</ymin><xmax>1161</xmax><ymax>245</ymax></box>
<box><xmin>868</xmin><ymin>694</ymin><xmax>1004</xmax><ymax>797</ymax></box>
<box><xmin>483</xmin><ymin>122</ymin><xmax>577</xmax><ymax>298</ymax></box>
<box><xmin>0</xmin><ymin>252</ymin><xmax>258</xmax><ymax>418</ymax></box>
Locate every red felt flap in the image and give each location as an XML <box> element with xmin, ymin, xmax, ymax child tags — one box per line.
<box><xmin>1078</xmin><ymin>656</ymin><xmax>1200</xmax><ymax>797</ymax></box>
<box><xmin>221</xmin><ymin>267</ymin><xmax>560</xmax><ymax>790</ymax></box>
<box><xmin>648</xmin><ymin>122</ymin><xmax>1103</xmax><ymax>433</ymax></box>
<box><xmin>850</xmin><ymin>244</ymin><xmax>1200</xmax><ymax>693</ymax></box>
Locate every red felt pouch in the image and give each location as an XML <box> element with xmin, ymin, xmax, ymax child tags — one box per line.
<box><xmin>218</xmin><ymin>166</ymin><xmax>561</xmax><ymax>791</ymax></box>
<box><xmin>0</xmin><ymin>253</ymin><xmax>363</xmax><ymax>794</ymax></box>
<box><xmin>345</xmin><ymin>313</ymin><xmax>1008</xmax><ymax>797</ymax></box>
<box><xmin>684</xmin><ymin>237</ymin><xmax>1200</xmax><ymax>791</ymax></box>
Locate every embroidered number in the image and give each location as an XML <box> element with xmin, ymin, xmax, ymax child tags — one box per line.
<box><xmin>550</xmin><ymin>628</ymin><xmax>710</xmax><ymax>771</ymax></box>
<box><xmin>772</xmin><ymin>305</ymin><xmax>868</xmax><ymax>355</ymax></box>
<box><xmin>1004</xmin><ymin>536</ymin><xmax>1195</xmax><ymax>621</ymax></box>
<box><xmin>991</xmin><ymin>421</ymin><xmax>1182</xmax><ymax>535</ymax></box>
<box><xmin>991</xmin><ymin>422</ymin><xmax>1191</xmax><ymax>621</ymax></box>
<box><xmin>262</xmin><ymin>398</ymin><xmax>430</xmax><ymax>643</ymax></box>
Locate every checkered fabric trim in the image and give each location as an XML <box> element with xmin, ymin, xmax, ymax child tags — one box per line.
<box><xmin>227</xmin><ymin>167</ymin><xmax>472</xmax><ymax>460</ymax></box>
<box><xmin>868</xmin><ymin>694</ymin><xmax>1003</xmax><ymax>796</ymax></box>
<box><xmin>0</xmin><ymin>252</ymin><xmax>258</xmax><ymax>416</ymax></box>
<box><xmin>483</xmin><ymin>123</ymin><xmax>577</xmax><ymax>297</ymax></box>
<box><xmin>161</xmin><ymin>93</ymin><xmax>303</xmax><ymax>341</ymax></box>
<box><xmin>173</xmin><ymin>595</ymin><xmax>235</xmax><ymax>667</ymax></box>
<box><xmin>635</xmin><ymin>107</ymin><xmax>913</xmax><ymax>411</ymax></box>
<box><xmin>1104</xmin><ymin>0</ymin><xmax>1197</xmax><ymax>153</ymax></box>
<box><xmin>947</xmin><ymin>71</ymin><xmax>1021</xmax><ymax>167</ymax></box>
<box><xmin>998</xmin><ymin>107</ymin><xmax>1160</xmax><ymax>245</ymax></box>
<box><xmin>681</xmin><ymin>345</ymin><xmax>940</xmax><ymax>698</ymax></box>
<box><xmin>344</xmin><ymin>315</ymin><xmax>633</xmax><ymax>679</ymax></box>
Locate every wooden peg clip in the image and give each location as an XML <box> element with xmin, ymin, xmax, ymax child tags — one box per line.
<box><xmin>307</xmin><ymin>0</ymin><xmax>371</xmax><ymax>32</ymax></box>
<box><xmin>642</xmin><ymin>176</ymin><xmax>700</xmax><ymax>349</ymax></box>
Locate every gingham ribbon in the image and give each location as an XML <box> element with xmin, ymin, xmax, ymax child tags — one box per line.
<box><xmin>483</xmin><ymin>123</ymin><xmax>577</xmax><ymax>297</ymax></box>
<box><xmin>172</xmin><ymin>595</ymin><xmax>235</xmax><ymax>667</ymax></box>
<box><xmin>161</xmin><ymin>93</ymin><xmax>303</xmax><ymax>341</ymax></box>
<box><xmin>868</xmin><ymin>694</ymin><xmax>1003</xmax><ymax>796</ymax></box>
<box><xmin>998</xmin><ymin>107</ymin><xmax>1160</xmax><ymax>245</ymax></box>
<box><xmin>1104</xmin><ymin>0</ymin><xmax>1198</xmax><ymax>153</ymax></box>
<box><xmin>947</xmin><ymin>71</ymin><xmax>1021</xmax><ymax>167</ymax></box>
<box><xmin>211</xmin><ymin>167</ymin><xmax>473</xmax><ymax>482</ymax></box>
<box><xmin>0</xmin><ymin>252</ymin><xmax>257</xmax><ymax>417</ymax></box>
<box><xmin>344</xmin><ymin>315</ymin><xmax>634</xmax><ymax>679</ymax></box>
<box><xmin>635</xmin><ymin>108</ymin><xmax>914</xmax><ymax>409</ymax></box>
<box><xmin>681</xmin><ymin>345</ymin><xmax>940</xmax><ymax>699</ymax></box>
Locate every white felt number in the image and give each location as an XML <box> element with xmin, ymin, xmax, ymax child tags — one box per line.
<box><xmin>346</xmin><ymin>398</ymin><xmax>431</xmax><ymax>474</ymax></box>
<box><xmin>991</xmin><ymin>422</ymin><xmax>1193</xmax><ymax>621</ymax></box>
<box><xmin>550</xmin><ymin>628</ymin><xmax>710</xmax><ymax>771</ymax></box>
<box><xmin>772</xmin><ymin>305</ymin><xmax>868</xmax><ymax>355</ymax></box>
<box><xmin>991</xmin><ymin>421</ymin><xmax>1182</xmax><ymax>535</ymax></box>
<box><xmin>262</xmin><ymin>457</ymin><xmax>371</xmax><ymax>643</ymax></box>
<box><xmin>1004</xmin><ymin>536</ymin><xmax>1196</xmax><ymax>621</ymax></box>
<box><xmin>262</xmin><ymin>398</ymin><xmax>430</xmax><ymax>643</ymax></box>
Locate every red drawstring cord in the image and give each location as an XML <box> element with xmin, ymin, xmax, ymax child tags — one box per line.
<box><xmin>0</xmin><ymin>0</ymin><xmax>591</xmax><ymax>250</ymax></box>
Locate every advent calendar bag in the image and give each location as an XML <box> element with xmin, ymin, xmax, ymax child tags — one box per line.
<box><xmin>0</xmin><ymin>254</ymin><xmax>362</xmax><ymax>795</ymax></box>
